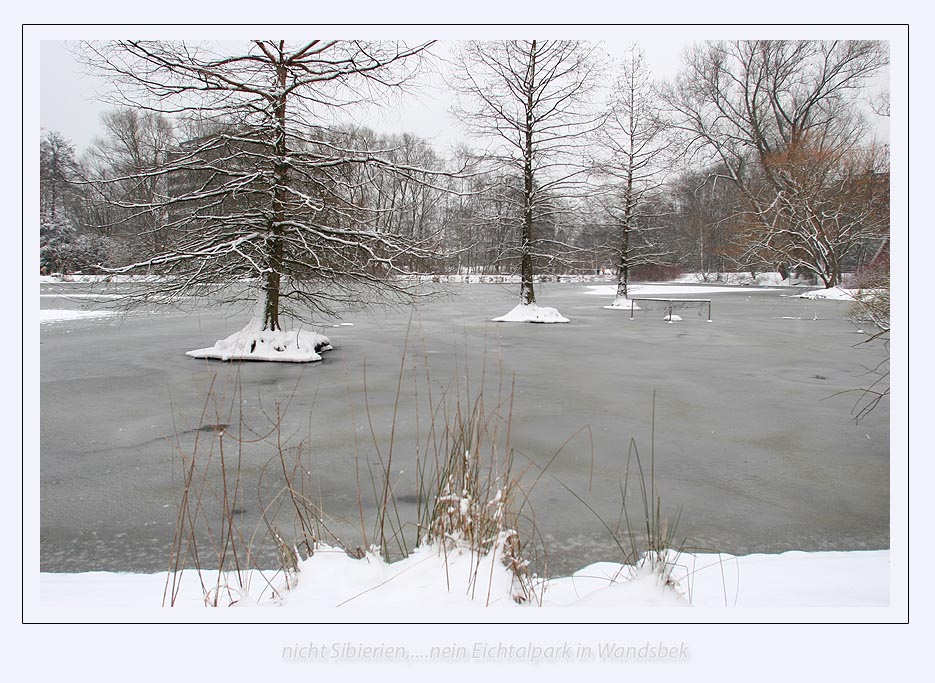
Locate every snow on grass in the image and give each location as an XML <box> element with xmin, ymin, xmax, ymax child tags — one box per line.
<box><xmin>585</xmin><ymin>283</ymin><xmax>780</xmax><ymax>297</ymax></box>
<box><xmin>39</xmin><ymin>274</ymin><xmax>164</xmax><ymax>283</ymax></box>
<box><xmin>794</xmin><ymin>287</ymin><xmax>858</xmax><ymax>301</ymax></box>
<box><xmin>674</xmin><ymin>271</ymin><xmax>796</xmax><ymax>286</ymax></box>
<box><xmin>39</xmin><ymin>293</ymin><xmax>126</xmax><ymax>299</ymax></box>
<box><xmin>37</xmin><ymin>547</ymin><xmax>888</xmax><ymax>614</ymax></box>
<box><xmin>40</xmin><ymin>309</ymin><xmax>117</xmax><ymax>323</ymax></box>
<box><xmin>492</xmin><ymin>303</ymin><xmax>570</xmax><ymax>324</ymax></box>
<box><xmin>186</xmin><ymin>320</ymin><xmax>333</xmax><ymax>363</ymax></box>
<box><xmin>413</xmin><ymin>273</ymin><xmax>614</xmax><ymax>284</ymax></box>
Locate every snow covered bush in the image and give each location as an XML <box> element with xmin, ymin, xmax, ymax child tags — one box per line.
<box><xmin>40</xmin><ymin>215</ymin><xmax>109</xmax><ymax>275</ymax></box>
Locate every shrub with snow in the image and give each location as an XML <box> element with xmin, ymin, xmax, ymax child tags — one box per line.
<box><xmin>40</xmin><ymin>215</ymin><xmax>110</xmax><ymax>275</ymax></box>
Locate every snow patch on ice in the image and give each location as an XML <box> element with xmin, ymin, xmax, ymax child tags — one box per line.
<box><xmin>603</xmin><ymin>297</ymin><xmax>641</xmax><ymax>311</ymax></box>
<box><xmin>794</xmin><ymin>287</ymin><xmax>857</xmax><ymax>301</ymax></box>
<box><xmin>186</xmin><ymin>321</ymin><xmax>333</xmax><ymax>363</ymax></box>
<box><xmin>492</xmin><ymin>303</ymin><xmax>570</xmax><ymax>324</ymax></box>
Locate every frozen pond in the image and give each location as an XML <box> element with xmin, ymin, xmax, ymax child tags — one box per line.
<box><xmin>38</xmin><ymin>280</ymin><xmax>890</xmax><ymax>576</ymax></box>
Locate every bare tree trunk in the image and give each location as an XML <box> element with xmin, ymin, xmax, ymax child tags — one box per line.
<box><xmin>616</xmin><ymin>223</ymin><xmax>630</xmax><ymax>299</ymax></box>
<box><xmin>264</xmin><ymin>53</ymin><xmax>288</xmax><ymax>332</ymax></box>
<box><xmin>615</xmin><ymin>130</ymin><xmax>636</xmax><ymax>300</ymax></box>
<box><xmin>520</xmin><ymin>41</ymin><xmax>538</xmax><ymax>306</ymax></box>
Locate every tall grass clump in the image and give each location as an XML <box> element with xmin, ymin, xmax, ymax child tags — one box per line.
<box><xmin>358</xmin><ymin>322</ymin><xmax>536</xmax><ymax>604</ymax></box>
<box><xmin>165</xmin><ymin>330</ymin><xmax>538</xmax><ymax>606</ymax></box>
<box><xmin>414</xmin><ymin>376</ymin><xmax>533</xmax><ymax>603</ymax></box>
<box><xmin>164</xmin><ymin>366</ymin><xmax>360</xmax><ymax>606</ymax></box>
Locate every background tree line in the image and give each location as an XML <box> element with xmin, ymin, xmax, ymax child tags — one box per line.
<box><xmin>40</xmin><ymin>39</ymin><xmax>889</xmax><ymax>307</ymax></box>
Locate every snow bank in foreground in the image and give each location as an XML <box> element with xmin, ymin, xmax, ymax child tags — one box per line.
<box><xmin>40</xmin><ymin>309</ymin><xmax>117</xmax><ymax>323</ymax></box>
<box><xmin>492</xmin><ymin>303</ymin><xmax>570</xmax><ymax>324</ymax></box>
<box><xmin>37</xmin><ymin>548</ymin><xmax>888</xmax><ymax>614</ymax></box>
<box><xmin>186</xmin><ymin>321</ymin><xmax>333</xmax><ymax>363</ymax></box>
<box><xmin>794</xmin><ymin>287</ymin><xmax>857</xmax><ymax>301</ymax></box>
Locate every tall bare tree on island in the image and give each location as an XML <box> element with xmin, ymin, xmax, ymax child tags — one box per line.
<box><xmin>594</xmin><ymin>45</ymin><xmax>674</xmax><ymax>305</ymax></box>
<box><xmin>450</xmin><ymin>40</ymin><xmax>604</xmax><ymax>323</ymax></box>
<box><xmin>80</xmin><ymin>40</ymin><xmax>438</xmax><ymax>361</ymax></box>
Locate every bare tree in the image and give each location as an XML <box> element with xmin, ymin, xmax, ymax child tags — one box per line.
<box><xmin>80</xmin><ymin>40</ymin><xmax>436</xmax><ymax>342</ymax></box>
<box><xmin>39</xmin><ymin>130</ymin><xmax>114</xmax><ymax>274</ymax></box>
<box><xmin>83</xmin><ymin>109</ymin><xmax>176</xmax><ymax>256</ymax></box>
<box><xmin>40</xmin><ymin>130</ymin><xmax>79</xmax><ymax>220</ymax></box>
<box><xmin>450</xmin><ymin>40</ymin><xmax>604</xmax><ymax>310</ymax></box>
<box><xmin>665</xmin><ymin>40</ymin><xmax>889</xmax><ymax>286</ymax></box>
<box><xmin>594</xmin><ymin>45</ymin><xmax>674</xmax><ymax>301</ymax></box>
<box><xmin>665</xmin><ymin>165</ymin><xmax>756</xmax><ymax>280</ymax></box>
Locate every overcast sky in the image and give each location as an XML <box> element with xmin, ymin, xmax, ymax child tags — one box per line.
<box><xmin>39</xmin><ymin>32</ymin><xmax>891</xmax><ymax>156</ymax></box>
<box><xmin>39</xmin><ymin>37</ymin><xmax>686</xmax><ymax>154</ymax></box>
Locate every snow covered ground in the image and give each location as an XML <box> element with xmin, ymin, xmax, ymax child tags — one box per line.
<box><xmin>37</xmin><ymin>546</ymin><xmax>888</xmax><ymax>617</ymax></box>
<box><xmin>584</xmin><ymin>283</ymin><xmax>782</xmax><ymax>297</ymax></box>
<box><xmin>39</xmin><ymin>292</ymin><xmax>125</xmax><ymax>299</ymax></box>
<box><xmin>674</xmin><ymin>272</ymin><xmax>794</xmax><ymax>286</ymax></box>
<box><xmin>40</xmin><ymin>309</ymin><xmax>117</xmax><ymax>323</ymax></box>
<box><xmin>39</xmin><ymin>274</ymin><xmax>165</xmax><ymax>283</ymax></box>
